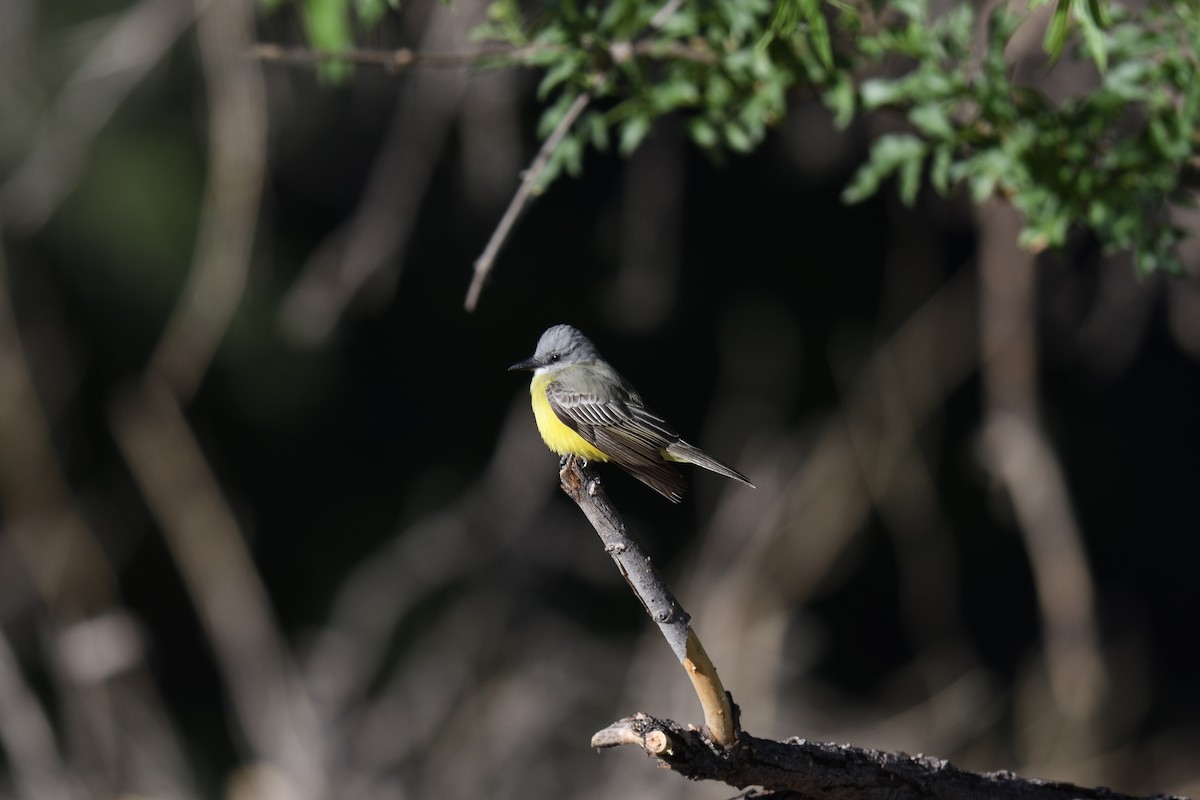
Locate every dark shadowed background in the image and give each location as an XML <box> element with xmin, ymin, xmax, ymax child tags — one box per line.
<box><xmin>1</xmin><ymin>1</ymin><xmax>1198</xmax><ymax>799</ymax></box>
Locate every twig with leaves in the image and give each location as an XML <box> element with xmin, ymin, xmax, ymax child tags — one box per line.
<box><xmin>464</xmin><ymin>0</ymin><xmax>694</xmax><ymax>311</ymax></box>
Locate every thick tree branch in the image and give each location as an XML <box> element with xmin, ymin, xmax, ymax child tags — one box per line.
<box><xmin>558</xmin><ymin>456</ymin><xmax>736</xmax><ymax>746</ymax></box>
<box><xmin>558</xmin><ymin>457</ymin><xmax>1180</xmax><ymax>800</ymax></box>
<box><xmin>591</xmin><ymin>713</ymin><xmax>1185</xmax><ymax>800</ymax></box>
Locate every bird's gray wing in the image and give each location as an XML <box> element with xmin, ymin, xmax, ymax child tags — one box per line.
<box><xmin>546</xmin><ymin>374</ymin><xmax>687</xmax><ymax>503</ymax></box>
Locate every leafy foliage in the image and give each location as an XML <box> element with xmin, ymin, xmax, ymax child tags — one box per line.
<box><xmin>844</xmin><ymin>1</ymin><xmax>1200</xmax><ymax>274</ymax></box>
<box><xmin>300</xmin><ymin>0</ymin><xmax>1200</xmax><ymax>273</ymax></box>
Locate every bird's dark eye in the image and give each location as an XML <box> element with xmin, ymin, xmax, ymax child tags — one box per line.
<box><xmin>549</xmin><ymin>353</ymin><xmax>561</xmax><ymax>362</ymax></box>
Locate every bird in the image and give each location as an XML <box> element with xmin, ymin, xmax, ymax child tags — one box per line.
<box><xmin>509</xmin><ymin>324</ymin><xmax>755</xmax><ymax>503</ymax></box>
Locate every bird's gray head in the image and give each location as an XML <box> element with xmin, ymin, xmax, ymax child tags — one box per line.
<box><xmin>509</xmin><ymin>324</ymin><xmax>600</xmax><ymax>373</ymax></box>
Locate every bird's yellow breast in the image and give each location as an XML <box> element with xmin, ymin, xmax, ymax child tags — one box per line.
<box><xmin>530</xmin><ymin>372</ymin><xmax>609</xmax><ymax>462</ymax></box>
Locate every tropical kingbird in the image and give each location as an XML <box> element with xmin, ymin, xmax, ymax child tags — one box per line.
<box><xmin>509</xmin><ymin>324</ymin><xmax>755</xmax><ymax>503</ymax></box>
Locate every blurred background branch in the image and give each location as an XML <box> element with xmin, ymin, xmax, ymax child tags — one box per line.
<box><xmin>1</xmin><ymin>0</ymin><xmax>1198</xmax><ymax>799</ymax></box>
<box><xmin>0</xmin><ymin>0</ymin><xmax>198</xmax><ymax>234</ymax></box>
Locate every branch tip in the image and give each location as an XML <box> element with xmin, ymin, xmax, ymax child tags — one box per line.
<box><xmin>590</xmin><ymin>719</ymin><xmax>645</xmax><ymax>749</ymax></box>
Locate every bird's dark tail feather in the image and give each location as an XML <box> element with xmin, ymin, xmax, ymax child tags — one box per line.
<box><xmin>626</xmin><ymin>465</ymin><xmax>688</xmax><ymax>504</ymax></box>
<box><xmin>663</xmin><ymin>441</ymin><xmax>756</xmax><ymax>488</ymax></box>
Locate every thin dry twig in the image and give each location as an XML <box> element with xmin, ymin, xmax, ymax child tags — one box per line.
<box><xmin>464</xmin><ymin>90</ymin><xmax>593</xmax><ymax>311</ymax></box>
<box><xmin>558</xmin><ymin>456</ymin><xmax>736</xmax><ymax>746</ymax></box>
<box><xmin>248</xmin><ymin>40</ymin><xmax>718</xmax><ymax>70</ymax></box>
<box><xmin>247</xmin><ymin>42</ymin><xmax>519</xmax><ymax>68</ymax></box>
<box><xmin>463</xmin><ymin>0</ymin><xmax>695</xmax><ymax>311</ymax></box>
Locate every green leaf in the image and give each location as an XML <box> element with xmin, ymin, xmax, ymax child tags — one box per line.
<box><xmin>769</xmin><ymin>0</ymin><xmax>803</xmax><ymax>35</ymax></box>
<box><xmin>538</xmin><ymin>58</ymin><xmax>579</xmax><ymax>99</ymax></box>
<box><xmin>537</xmin><ymin>91</ymin><xmax>579</xmax><ymax>138</ymax></box>
<box><xmin>1075</xmin><ymin>0</ymin><xmax>1108</xmax><ymax>72</ymax></box>
<box><xmin>1101</xmin><ymin>60</ymin><xmax>1151</xmax><ymax>101</ymax></box>
<box><xmin>930</xmin><ymin>145</ymin><xmax>953</xmax><ymax>193</ymax></box>
<box><xmin>687</xmin><ymin>118</ymin><xmax>719</xmax><ymax>148</ymax></box>
<box><xmin>723</xmin><ymin>121</ymin><xmax>754</xmax><ymax>152</ymax></box>
<box><xmin>586</xmin><ymin>112</ymin><xmax>610</xmax><ymax>152</ymax></box>
<box><xmin>891</xmin><ymin>0</ymin><xmax>927</xmax><ymax>22</ymax></box>
<box><xmin>477</xmin><ymin>0</ymin><xmax>527</xmax><ymax>45</ymax></box>
<box><xmin>619</xmin><ymin>114</ymin><xmax>652</xmax><ymax>155</ymax></box>
<box><xmin>801</xmin><ymin>0</ymin><xmax>834</xmax><ymax>72</ymax></box>
<box><xmin>558</xmin><ymin>133</ymin><xmax>585</xmax><ymax>177</ymax></box>
<box><xmin>909</xmin><ymin>103</ymin><xmax>954</xmax><ymax>138</ymax></box>
<box><xmin>842</xmin><ymin>133</ymin><xmax>927</xmax><ymax>204</ymax></box>
<box><xmin>897</xmin><ymin>152</ymin><xmax>923</xmax><ymax>205</ymax></box>
<box><xmin>1087</xmin><ymin>0</ymin><xmax>1111</xmax><ymax>28</ymax></box>
<box><xmin>302</xmin><ymin>0</ymin><xmax>354</xmax><ymax>83</ymax></box>
<box><xmin>823</xmin><ymin>74</ymin><xmax>856</xmax><ymax>130</ymax></box>
<box><xmin>860</xmin><ymin>78</ymin><xmax>903</xmax><ymax>108</ymax></box>
<box><xmin>648</xmin><ymin>80</ymin><xmax>701</xmax><ymax>113</ymax></box>
<box><xmin>355</xmin><ymin>0</ymin><xmax>398</xmax><ymax>27</ymax></box>
<box><xmin>1043</xmin><ymin>0</ymin><xmax>1072</xmax><ymax>62</ymax></box>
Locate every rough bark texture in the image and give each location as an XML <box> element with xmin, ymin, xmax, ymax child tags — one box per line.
<box><xmin>560</xmin><ymin>458</ymin><xmax>1186</xmax><ymax>800</ymax></box>
<box><xmin>592</xmin><ymin>712</ymin><xmax>1185</xmax><ymax>800</ymax></box>
<box><xmin>558</xmin><ymin>456</ymin><xmax>736</xmax><ymax>745</ymax></box>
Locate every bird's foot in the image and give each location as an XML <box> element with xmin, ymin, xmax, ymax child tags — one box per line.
<box><xmin>559</xmin><ymin>453</ymin><xmax>590</xmax><ymax>472</ymax></box>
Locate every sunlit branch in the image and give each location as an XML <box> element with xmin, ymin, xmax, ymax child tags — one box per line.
<box><xmin>558</xmin><ymin>456</ymin><xmax>737</xmax><ymax>746</ymax></box>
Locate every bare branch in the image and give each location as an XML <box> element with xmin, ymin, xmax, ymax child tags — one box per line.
<box><xmin>591</xmin><ymin>712</ymin><xmax>1184</xmax><ymax>800</ymax></box>
<box><xmin>247</xmin><ymin>40</ymin><xmax>717</xmax><ymax>70</ymax></box>
<box><xmin>464</xmin><ymin>90</ymin><xmax>593</xmax><ymax>311</ymax></box>
<box><xmin>557</xmin><ymin>456</ymin><xmax>736</xmax><ymax>746</ymax></box>
<box><xmin>149</xmin><ymin>0</ymin><xmax>267</xmax><ymax>400</ymax></box>
<box><xmin>110</xmin><ymin>378</ymin><xmax>328</xmax><ymax>800</ymax></box>
<box><xmin>248</xmin><ymin>42</ymin><xmax>523</xmax><ymax>68</ymax></box>
<box><xmin>463</xmin><ymin>0</ymin><xmax>697</xmax><ymax>311</ymax></box>
<box><xmin>0</xmin><ymin>224</ymin><xmax>115</xmax><ymax>616</ymax></box>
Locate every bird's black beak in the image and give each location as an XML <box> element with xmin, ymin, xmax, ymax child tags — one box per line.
<box><xmin>508</xmin><ymin>356</ymin><xmax>539</xmax><ymax>372</ymax></box>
